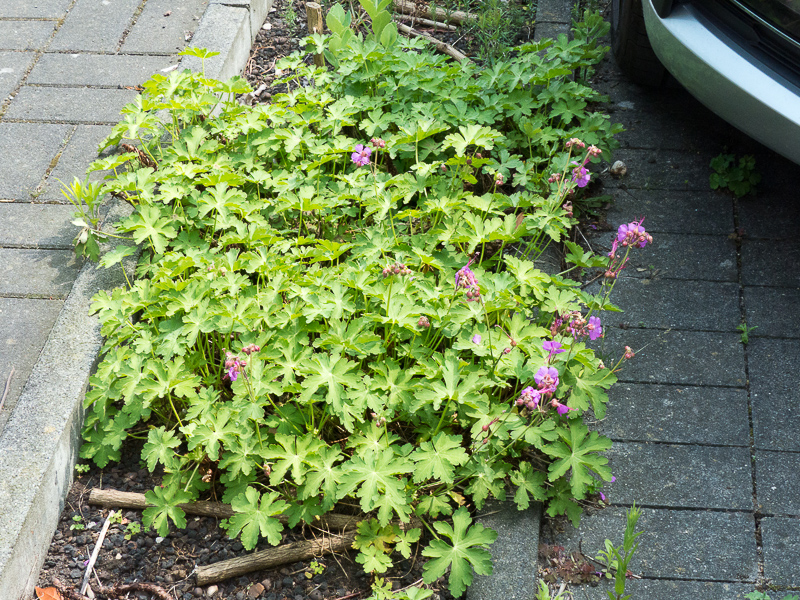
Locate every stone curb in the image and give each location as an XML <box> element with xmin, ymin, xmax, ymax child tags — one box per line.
<box><xmin>0</xmin><ymin>0</ymin><xmax>271</xmax><ymax>597</ymax></box>
<box><xmin>0</xmin><ymin>200</ymin><xmax>134</xmax><ymax>600</ymax></box>
<box><xmin>181</xmin><ymin>0</ymin><xmax>273</xmax><ymax>81</ymax></box>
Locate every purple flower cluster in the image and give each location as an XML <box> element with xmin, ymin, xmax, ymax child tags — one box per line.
<box><xmin>568</xmin><ymin>314</ymin><xmax>603</xmax><ymax>341</ymax></box>
<box><xmin>223</xmin><ymin>351</ymin><xmax>247</xmax><ymax>382</ymax></box>
<box><xmin>606</xmin><ymin>219</ymin><xmax>653</xmax><ymax>279</ymax></box>
<box><xmin>543</xmin><ymin>340</ymin><xmax>566</xmax><ymax>360</ymax></box>
<box><xmin>382</xmin><ymin>262</ymin><xmax>412</xmax><ymax>278</ymax></box>
<box><xmin>351</xmin><ymin>143</ymin><xmax>371</xmax><ymax>167</ymax></box>
<box><xmin>455</xmin><ymin>259</ymin><xmax>481</xmax><ymax>302</ymax></box>
<box><xmin>514</xmin><ymin>364</ymin><xmax>571</xmax><ymax>416</ymax></box>
<box><xmin>515</xmin><ymin>386</ymin><xmax>541</xmax><ymax>410</ymax></box>
<box><xmin>571</xmin><ymin>163</ymin><xmax>591</xmax><ymax>188</ymax></box>
<box><xmin>417</xmin><ymin>316</ymin><xmax>431</xmax><ymax>329</ymax></box>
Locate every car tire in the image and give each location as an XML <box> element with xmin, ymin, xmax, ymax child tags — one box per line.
<box><xmin>611</xmin><ymin>0</ymin><xmax>667</xmax><ymax>86</ymax></box>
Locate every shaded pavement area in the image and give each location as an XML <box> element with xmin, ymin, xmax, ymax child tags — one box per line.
<box><xmin>540</xmin><ymin>35</ymin><xmax>800</xmax><ymax>600</ymax></box>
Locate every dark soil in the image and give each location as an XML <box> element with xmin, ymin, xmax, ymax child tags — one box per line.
<box><xmin>37</xmin><ymin>438</ymin><xmax>439</xmax><ymax>600</ymax></box>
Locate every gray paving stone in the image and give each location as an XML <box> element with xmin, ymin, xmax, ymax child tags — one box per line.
<box><xmin>737</xmin><ymin>193</ymin><xmax>800</xmax><ymax>240</ymax></box>
<box><xmin>544</xmin><ymin>507</ymin><xmax>758</xmax><ymax>581</ymax></box>
<box><xmin>49</xmin><ymin>0</ymin><xmax>142</xmax><ymax>52</ymax></box>
<box><xmin>467</xmin><ymin>500</ymin><xmax>540</xmax><ymax>600</ymax></box>
<box><xmin>0</xmin><ymin>0</ymin><xmax>71</xmax><ymax>18</ymax></box>
<box><xmin>602</xmin><ymin>327</ymin><xmax>747</xmax><ymax>388</ymax></box>
<box><xmin>742</xmin><ymin>239</ymin><xmax>800</xmax><ymax>287</ymax></box>
<box><xmin>748</xmin><ymin>338</ymin><xmax>800</xmax><ymax>451</ymax></box>
<box><xmin>755</xmin><ymin>451</ymin><xmax>800</xmax><ymax>515</ymax></box>
<box><xmin>0</xmin><ymin>248</ymin><xmax>81</xmax><ymax>297</ymax></box>
<box><xmin>0</xmin><ymin>203</ymin><xmax>76</xmax><ymax>248</ymax></box>
<box><xmin>5</xmin><ymin>87</ymin><xmax>137</xmax><ymax>123</ymax></box>
<box><xmin>533</xmin><ymin>22</ymin><xmax>570</xmax><ymax>42</ymax></box>
<box><xmin>599</xmin><ymin>279</ymin><xmax>740</xmax><ymax>331</ymax></box>
<box><xmin>561</xmin><ymin>578</ymin><xmax>754</xmax><ymax>600</ymax></box>
<box><xmin>40</xmin><ymin>125</ymin><xmax>116</xmax><ymax>202</ymax></box>
<box><xmin>0</xmin><ymin>51</ymin><xmax>37</xmax><ymax>100</ymax></box>
<box><xmin>0</xmin><ymin>123</ymin><xmax>71</xmax><ymax>200</ymax></box>
<box><xmin>607</xmin><ymin>189</ymin><xmax>734</xmax><ymax>235</ymax></box>
<box><xmin>600</xmin><ymin>383</ymin><xmax>750</xmax><ymax>445</ymax></box>
<box><xmin>28</xmin><ymin>53</ymin><xmax>175</xmax><ymax>87</ymax></box>
<box><xmin>210</xmin><ymin>0</ymin><xmax>271</xmax><ymax>38</ymax></box>
<box><xmin>0</xmin><ymin>298</ymin><xmax>63</xmax><ymax>437</ymax></box>
<box><xmin>535</xmin><ymin>0</ymin><xmax>571</xmax><ymax>22</ymax></box>
<box><xmin>612</xmin><ymin>107</ymin><xmax>703</xmax><ymax>152</ymax></box>
<box><xmin>604</xmin><ymin>232</ymin><xmax>738</xmax><ymax>282</ymax></box>
<box><xmin>0</xmin><ymin>21</ymin><xmax>56</xmax><ymax>50</ymax></box>
<box><xmin>744</xmin><ymin>286</ymin><xmax>800</xmax><ymax>339</ymax></box>
<box><xmin>122</xmin><ymin>0</ymin><xmax>208</xmax><ymax>54</ymax></box>
<box><xmin>601</xmin><ymin>149</ymin><xmax>715</xmax><ymax>191</ymax></box>
<box><xmin>605</xmin><ymin>442</ymin><xmax>752</xmax><ymax>509</ymax></box>
<box><xmin>761</xmin><ymin>517</ymin><xmax>800</xmax><ymax>586</ymax></box>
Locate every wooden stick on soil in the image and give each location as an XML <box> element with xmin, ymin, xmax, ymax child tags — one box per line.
<box><xmin>306</xmin><ymin>2</ymin><xmax>326</xmax><ymax>68</ymax></box>
<box><xmin>395</xmin><ymin>14</ymin><xmax>457</xmax><ymax>31</ymax></box>
<box><xmin>396</xmin><ymin>22</ymin><xmax>469</xmax><ymax>62</ymax></box>
<box><xmin>392</xmin><ymin>0</ymin><xmax>477</xmax><ymax>25</ymax></box>
<box><xmin>195</xmin><ymin>530</ymin><xmax>358</xmax><ymax>585</ymax></box>
<box><xmin>87</xmin><ymin>489</ymin><xmax>360</xmax><ymax>531</ymax></box>
<box><xmin>80</xmin><ymin>511</ymin><xmax>114</xmax><ymax>596</ymax></box>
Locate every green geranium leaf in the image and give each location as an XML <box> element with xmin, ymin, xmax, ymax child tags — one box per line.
<box><xmin>227</xmin><ymin>487</ymin><xmax>287</xmax><ymax>549</ymax></box>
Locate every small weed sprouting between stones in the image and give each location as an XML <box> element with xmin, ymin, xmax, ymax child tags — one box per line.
<box><xmin>737</xmin><ymin>322</ymin><xmax>758</xmax><ymax>345</ymax></box>
<box><xmin>67</xmin><ymin>8</ymin><xmax>654</xmax><ymax>598</ymax></box>
<box><xmin>595</xmin><ymin>503</ymin><xmax>642</xmax><ymax>600</ymax></box>
<box><xmin>709</xmin><ymin>152</ymin><xmax>761</xmax><ymax>197</ymax></box>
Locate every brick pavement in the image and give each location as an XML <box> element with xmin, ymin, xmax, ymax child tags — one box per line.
<box><xmin>540</xmin><ymin>49</ymin><xmax>800</xmax><ymax>599</ymax></box>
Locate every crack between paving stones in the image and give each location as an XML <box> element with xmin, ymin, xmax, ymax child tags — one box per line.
<box><xmin>33</xmin><ymin>123</ymin><xmax>77</xmax><ymax>198</ymax></box>
<box><xmin>117</xmin><ymin>0</ymin><xmax>151</xmax><ymax>52</ymax></box>
<box><xmin>606</xmin><ymin>503</ymin><xmax>754</xmax><ymax>514</ymax></box>
<box><xmin>606</xmin><ymin>437</ymin><xmax>750</xmax><ymax>449</ymax></box>
<box><xmin>617</xmin><ymin>379</ymin><xmax>745</xmax><ymax>389</ymax></box>
<box><xmin>732</xmin><ymin>194</ymin><xmax>766</xmax><ymax>586</ymax></box>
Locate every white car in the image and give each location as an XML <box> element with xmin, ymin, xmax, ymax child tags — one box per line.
<box><xmin>611</xmin><ymin>0</ymin><xmax>800</xmax><ymax>162</ymax></box>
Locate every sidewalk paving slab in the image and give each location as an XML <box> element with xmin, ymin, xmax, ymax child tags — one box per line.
<box><xmin>742</xmin><ymin>239</ymin><xmax>800</xmax><ymax>287</ymax></box>
<box><xmin>605</xmin><ymin>189</ymin><xmax>735</xmax><ymax>235</ymax></box>
<box><xmin>0</xmin><ymin>123</ymin><xmax>72</xmax><ymax>200</ymax></box>
<box><xmin>755</xmin><ymin>450</ymin><xmax>800</xmax><ymax>515</ymax></box>
<box><xmin>0</xmin><ymin>21</ymin><xmax>56</xmax><ymax>50</ymax></box>
<box><xmin>0</xmin><ymin>203</ymin><xmax>77</xmax><ymax>248</ymax></box>
<box><xmin>0</xmin><ymin>51</ymin><xmax>37</xmax><ymax>99</ymax></box>
<box><xmin>599</xmin><ymin>278</ymin><xmax>740</xmax><ymax>331</ymax></box>
<box><xmin>601</xmin><ymin>148</ymin><xmax>715</xmax><ymax>191</ymax></box>
<box><xmin>598</xmin><ymin>383</ymin><xmax>750</xmax><ymax>445</ymax></box>
<box><xmin>0</xmin><ymin>248</ymin><xmax>83</xmax><ymax>297</ymax></box>
<box><xmin>0</xmin><ymin>0</ymin><xmax>71</xmax><ymax>18</ymax></box>
<box><xmin>27</xmin><ymin>54</ymin><xmax>176</xmax><ymax>87</ymax></box>
<box><xmin>744</xmin><ymin>285</ymin><xmax>800</xmax><ymax>338</ymax></box>
<box><xmin>563</xmin><ymin>577</ymin><xmax>753</xmax><ymax>600</ymax></box>
<box><xmin>605</xmin><ymin>442</ymin><xmax>753</xmax><ymax>509</ymax></box>
<box><xmin>546</xmin><ymin>507</ymin><xmax>758</xmax><ymax>581</ymax></box>
<box><xmin>5</xmin><ymin>87</ymin><xmax>139</xmax><ymax>123</ymax></box>
<box><xmin>747</xmin><ymin>338</ymin><xmax>800</xmax><ymax>451</ymax></box>
<box><xmin>761</xmin><ymin>518</ymin><xmax>800</xmax><ymax>587</ymax></box>
<box><xmin>122</xmin><ymin>0</ymin><xmax>208</xmax><ymax>53</ymax></box>
<box><xmin>607</xmin><ymin>232</ymin><xmax>738</xmax><ymax>282</ymax></box>
<box><xmin>602</xmin><ymin>328</ymin><xmax>747</xmax><ymax>388</ymax></box>
<box><xmin>48</xmin><ymin>0</ymin><xmax>142</xmax><ymax>52</ymax></box>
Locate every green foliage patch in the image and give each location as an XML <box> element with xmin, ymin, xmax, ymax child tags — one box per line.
<box><xmin>73</xmin><ymin>10</ymin><xmax>628</xmax><ymax>597</ymax></box>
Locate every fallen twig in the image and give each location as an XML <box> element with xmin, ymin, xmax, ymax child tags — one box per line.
<box><xmin>396</xmin><ymin>23</ymin><xmax>469</xmax><ymax>62</ymax></box>
<box><xmin>87</xmin><ymin>488</ymin><xmax>360</xmax><ymax>531</ymax></box>
<box><xmin>195</xmin><ymin>529</ymin><xmax>358</xmax><ymax>585</ymax></box>
<box><xmin>392</xmin><ymin>0</ymin><xmax>476</xmax><ymax>24</ymax></box>
<box><xmin>0</xmin><ymin>366</ymin><xmax>14</xmax><ymax>413</ymax></box>
<box><xmin>102</xmin><ymin>582</ymin><xmax>175</xmax><ymax>599</ymax></box>
<box><xmin>395</xmin><ymin>14</ymin><xmax>457</xmax><ymax>31</ymax></box>
<box><xmin>80</xmin><ymin>511</ymin><xmax>114</xmax><ymax>596</ymax></box>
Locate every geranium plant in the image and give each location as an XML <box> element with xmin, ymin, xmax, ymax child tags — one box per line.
<box><xmin>68</xmin><ymin>9</ymin><xmax>651</xmax><ymax>597</ymax></box>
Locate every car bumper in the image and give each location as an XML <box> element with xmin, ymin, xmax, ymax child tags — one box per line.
<box><xmin>642</xmin><ymin>0</ymin><xmax>800</xmax><ymax>163</ymax></box>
